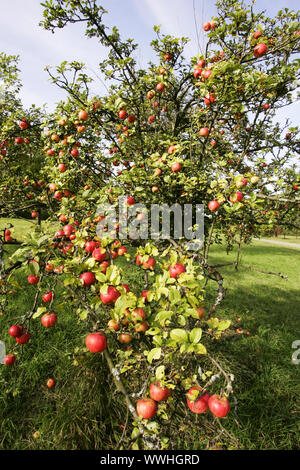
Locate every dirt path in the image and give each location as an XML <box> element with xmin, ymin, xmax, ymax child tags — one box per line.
<box><xmin>254</xmin><ymin>238</ymin><xmax>300</xmax><ymax>249</ymax></box>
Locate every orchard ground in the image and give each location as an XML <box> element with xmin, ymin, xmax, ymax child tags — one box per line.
<box><xmin>0</xmin><ymin>219</ymin><xmax>299</xmax><ymax>450</ymax></box>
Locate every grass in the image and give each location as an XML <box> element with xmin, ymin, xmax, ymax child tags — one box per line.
<box><xmin>205</xmin><ymin>241</ymin><xmax>300</xmax><ymax>449</ymax></box>
<box><xmin>0</xmin><ymin>220</ymin><xmax>300</xmax><ymax>450</ymax></box>
<box><xmin>0</xmin><ymin>218</ymin><xmax>58</xmax><ymax>242</ymax></box>
<box><xmin>256</xmin><ymin>234</ymin><xmax>300</xmax><ymax>245</ymax></box>
<box><xmin>0</xmin><ymin>217</ymin><xmax>38</xmax><ymax>241</ymax></box>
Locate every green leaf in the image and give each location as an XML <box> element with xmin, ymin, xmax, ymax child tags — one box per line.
<box><xmin>169</xmin><ymin>288</ymin><xmax>181</xmax><ymax>304</ymax></box>
<box><xmin>95</xmin><ymin>272</ymin><xmax>106</xmax><ymax>283</ymax></box>
<box><xmin>194</xmin><ymin>343</ymin><xmax>207</xmax><ymax>354</ymax></box>
<box><xmin>114</xmin><ymin>293</ymin><xmax>136</xmax><ymax>315</ymax></box>
<box><xmin>186</xmin><ymin>308</ymin><xmax>200</xmax><ymax>319</ymax></box>
<box><xmin>146</xmin><ymin>327</ymin><xmax>161</xmax><ymax>336</ymax></box>
<box><xmin>28</xmin><ymin>261</ymin><xmax>40</xmax><ymax>276</ymax></box>
<box><xmin>189</xmin><ymin>328</ymin><xmax>202</xmax><ymax>344</ymax></box>
<box><xmin>85</xmin><ymin>257</ymin><xmax>96</xmax><ymax>269</ymax></box>
<box><xmin>155</xmin><ymin>365</ymin><xmax>165</xmax><ymax>380</ymax></box>
<box><xmin>170</xmin><ymin>329</ymin><xmax>189</xmax><ymax>343</ymax></box>
<box><xmin>147</xmin><ymin>347</ymin><xmax>162</xmax><ymax>364</ymax></box>
<box><xmin>106</xmin><ymin>265</ymin><xmax>121</xmax><ymax>284</ymax></box>
<box><xmin>218</xmin><ymin>320</ymin><xmax>231</xmax><ymax>331</ymax></box>
<box><xmin>32</xmin><ymin>307</ymin><xmax>47</xmax><ymax>319</ymax></box>
<box><xmin>79</xmin><ymin>310</ymin><xmax>88</xmax><ymax>320</ymax></box>
<box><xmin>155</xmin><ymin>310</ymin><xmax>173</xmax><ymax>324</ymax></box>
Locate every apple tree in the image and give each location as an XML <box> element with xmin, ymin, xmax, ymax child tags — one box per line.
<box><xmin>1</xmin><ymin>0</ymin><xmax>299</xmax><ymax>449</ymax></box>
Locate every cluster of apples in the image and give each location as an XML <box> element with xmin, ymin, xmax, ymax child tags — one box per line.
<box><xmin>186</xmin><ymin>387</ymin><xmax>230</xmax><ymax>418</ymax></box>
<box><xmin>0</xmin><ymin>139</ymin><xmax>9</xmax><ymax>158</ymax></box>
<box><xmin>3</xmin><ymin>229</ymin><xmax>14</xmax><ymax>243</ymax></box>
<box><xmin>4</xmin><ymin>324</ymin><xmax>32</xmax><ymax>365</ymax></box>
<box><xmin>135</xmin><ymin>383</ymin><xmax>230</xmax><ymax>420</ymax></box>
<box><xmin>136</xmin><ymin>381</ymin><xmax>173</xmax><ymax>419</ymax></box>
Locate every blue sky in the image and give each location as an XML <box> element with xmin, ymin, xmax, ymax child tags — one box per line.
<box><xmin>0</xmin><ymin>0</ymin><xmax>299</xmax><ymax>127</ymax></box>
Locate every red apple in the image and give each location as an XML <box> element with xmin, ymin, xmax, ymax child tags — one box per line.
<box><xmin>70</xmin><ymin>148</ymin><xmax>79</xmax><ymax>157</ymax></box>
<box><xmin>80</xmin><ymin>272</ymin><xmax>96</xmax><ymax>286</ymax></box>
<box><xmin>119</xmin><ymin>110</ymin><xmax>127</xmax><ymax>119</ymax></box>
<box><xmin>203</xmin><ymin>22</ymin><xmax>211</xmax><ymax>31</ymax></box>
<box><xmin>208</xmin><ymin>200</ymin><xmax>220</xmax><ymax>212</ymax></box>
<box><xmin>4</xmin><ymin>354</ymin><xmax>16</xmax><ymax>365</ymax></box>
<box><xmin>127</xmin><ymin>114</ymin><xmax>136</xmax><ymax>123</ymax></box>
<box><xmin>126</xmin><ymin>196</ymin><xmax>135</xmax><ymax>205</ymax></box>
<box><xmin>63</xmin><ymin>224</ymin><xmax>74</xmax><ymax>236</ymax></box>
<box><xmin>186</xmin><ymin>387</ymin><xmax>210</xmax><ymax>414</ymax></box>
<box><xmin>169</xmin><ymin>263</ymin><xmax>185</xmax><ymax>278</ymax></box>
<box><xmin>86</xmin><ymin>332</ymin><xmax>107</xmax><ymax>353</ymax></box>
<box><xmin>100</xmin><ymin>285</ymin><xmax>120</xmax><ymax>305</ymax></box>
<box><xmin>58</xmin><ymin>163</ymin><xmax>67</xmax><ymax>172</ymax></box>
<box><xmin>141</xmin><ymin>290</ymin><xmax>149</xmax><ymax>302</ymax></box>
<box><xmin>156</xmin><ymin>83</ymin><xmax>165</xmax><ymax>92</ymax></box>
<box><xmin>147</xmin><ymin>90</ymin><xmax>155</xmax><ymax>99</ymax></box>
<box><xmin>234</xmin><ymin>191</ymin><xmax>243</xmax><ymax>202</ymax></box>
<box><xmin>253</xmin><ymin>30</ymin><xmax>262</xmax><ymax>39</ymax></box>
<box><xmin>199</xmin><ymin>127</ymin><xmax>209</xmax><ymax>137</ymax></box>
<box><xmin>163</xmin><ymin>53</ymin><xmax>172</xmax><ymax>61</ymax></box>
<box><xmin>171</xmin><ymin>162</ymin><xmax>182</xmax><ymax>172</ymax></box>
<box><xmin>118</xmin><ymin>246</ymin><xmax>127</xmax><ymax>256</ymax></box>
<box><xmin>202</xmin><ymin>69</ymin><xmax>212</xmax><ymax>80</ymax></box>
<box><xmin>142</xmin><ymin>257</ymin><xmax>155</xmax><ymax>269</ymax></box>
<box><xmin>100</xmin><ymin>261</ymin><xmax>109</xmax><ymax>273</ymax></box>
<box><xmin>131</xmin><ymin>308</ymin><xmax>146</xmax><ymax>323</ymax></box>
<box><xmin>208</xmin><ymin>394</ymin><xmax>230</xmax><ymax>418</ymax></box>
<box><xmin>46</xmin><ymin>378</ymin><xmax>55</xmax><ymax>388</ymax></box>
<box><xmin>78</xmin><ymin>110</ymin><xmax>89</xmax><ymax>121</ymax></box>
<box><xmin>92</xmin><ymin>247</ymin><xmax>107</xmax><ymax>262</ymax></box>
<box><xmin>85</xmin><ymin>241</ymin><xmax>98</xmax><ymax>253</ymax></box>
<box><xmin>16</xmin><ymin>332</ymin><xmax>31</xmax><ymax>344</ymax></box>
<box><xmin>149</xmin><ymin>381</ymin><xmax>172</xmax><ymax>402</ymax></box>
<box><xmin>8</xmin><ymin>325</ymin><xmax>23</xmax><ymax>338</ymax></box>
<box><xmin>28</xmin><ymin>275</ymin><xmax>40</xmax><ymax>285</ymax></box>
<box><xmin>253</xmin><ymin>43</ymin><xmax>268</xmax><ymax>58</ymax></box>
<box><xmin>19</xmin><ymin>120</ymin><xmax>28</xmax><ymax>130</ymax></box>
<box><xmin>136</xmin><ymin>398</ymin><xmax>157</xmax><ymax>419</ymax></box>
<box><xmin>41</xmin><ymin>313</ymin><xmax>57</xmax><ymax>328</ymax></box>
<box><xmin>42</xmin><ymin>292</ymin><xmax>54</xmax><ymax>303</ymax></box>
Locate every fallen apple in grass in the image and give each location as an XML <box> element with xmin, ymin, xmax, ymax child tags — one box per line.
<box><xmin>46</xmin><ymin>378</ymin><xmax>56</xmax><ymax>388</ymax></box>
